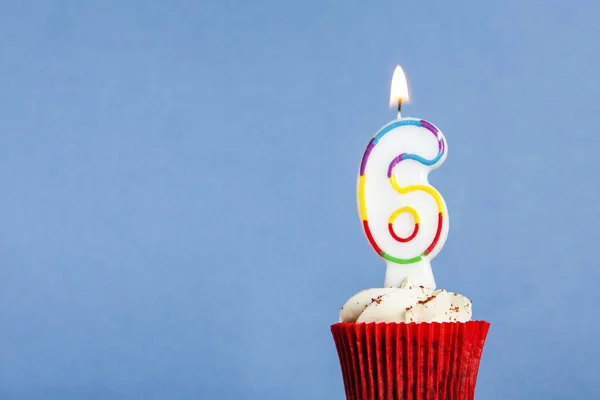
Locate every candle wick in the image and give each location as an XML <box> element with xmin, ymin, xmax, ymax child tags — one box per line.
<box><xmin>397</xmin><ymin>98</ymin><xmax>403</xmax><ymax>119</ymax></box>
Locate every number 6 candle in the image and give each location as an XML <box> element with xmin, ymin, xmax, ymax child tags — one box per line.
<box><xmin>358</xmin><ymin>66</ymin><xmax>448</xmax><ymax>289</ymax></box>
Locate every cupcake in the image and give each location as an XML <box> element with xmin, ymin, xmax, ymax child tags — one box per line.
<box><xmin>333</xmin><ymin>68</ymin><xmax>490</xmax><ymax>399</ymax></box>
<box><xmin>331</xmin><ymin>279</ymin><xmax>489</xmax><ymax>399</ymax></box>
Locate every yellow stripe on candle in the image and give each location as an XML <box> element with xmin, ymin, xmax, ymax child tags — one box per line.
<box><xmin>388</xmin><ymin>206</ymin><xmax>420</xmax><ymax>224</ymax></box>
<box><xmin>389</xmin><ymin>175</ymin><xmax>445</xmax><ymax>215</ymax></box>
<box><xmin>358</xmin><ymin>175</ymin><xmax>367</xmax><ymax>220</ymax></box>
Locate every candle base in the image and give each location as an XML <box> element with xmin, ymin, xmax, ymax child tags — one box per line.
<box><xmin>383</xmin><ymin>259</ymin><xmax>436</xmax><ymax>289</ymax></box>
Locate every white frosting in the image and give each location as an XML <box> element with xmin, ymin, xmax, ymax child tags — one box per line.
<box><xmin>340</xmin><ymin>278</ymin><xmax>472</xmax><ymax>324</ymax></box>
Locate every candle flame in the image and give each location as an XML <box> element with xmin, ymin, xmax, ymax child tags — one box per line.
<box><xmin>389</xmin><ymin>65</ymin><xmax>410</xmax><ymax>107</ymax></box>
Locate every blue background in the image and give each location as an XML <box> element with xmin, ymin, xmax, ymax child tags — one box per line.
<box><xmin>1</xmin><ymin>1</ymin><xmax>598</xmax><ymax>399</ymax></box>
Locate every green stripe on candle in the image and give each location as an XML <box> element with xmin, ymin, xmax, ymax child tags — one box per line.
<box><xmin>380</xmin><ymin>252</ymin><xmax>422</xmax><ymax>264</ymax></box>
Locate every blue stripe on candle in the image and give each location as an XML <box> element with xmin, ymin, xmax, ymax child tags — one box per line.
<box><xmin>400</xmin><ymin>152</ymin><xmax>443</xmax><ymax>166</ymax></box>
<box><xmin>373</xmin><ymin>119</ymin><xmax>422</xmax><ymax>144</ymax></box>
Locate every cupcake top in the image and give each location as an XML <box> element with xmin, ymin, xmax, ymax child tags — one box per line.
<box><xmin>340</xmin><ymin>278</ymin><xmax>472</xmax><ymax>323</ymax></box>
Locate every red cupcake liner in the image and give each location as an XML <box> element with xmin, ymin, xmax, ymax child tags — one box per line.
<box><xmin>331</xmin><ymin>321</ymin><xmax>490</xmax><ymax>400</ymax></box>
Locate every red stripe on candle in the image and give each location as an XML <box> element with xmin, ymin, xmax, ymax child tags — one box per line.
<box><xmin>363</xmin><ymin>220</ymin><xmax>383</xmax><ymax>255</ymax></box>
<box><xmin>388</xmin><ymin>223</ymin><xmax>419</xmax><ymax>243</ymax></box>
<box><xmin>423</xmin><ymin>213</ymin><xmax>443</xmax><ymax>256</ymax></box>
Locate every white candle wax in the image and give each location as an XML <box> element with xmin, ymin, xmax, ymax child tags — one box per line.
<box><xmin>357</xmin><ymin>117</ymin><xmax>449</xmax><ymax>289</ymax></box>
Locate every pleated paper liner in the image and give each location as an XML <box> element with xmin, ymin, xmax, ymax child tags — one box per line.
<box><xmin>331</xmin><ymin>321</ymin><xmax>490</xmax><ymax>400</ymax></box>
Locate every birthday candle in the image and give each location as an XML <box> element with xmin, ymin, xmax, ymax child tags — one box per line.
<box><xmin>358</xmin><ymin>66</ymin><xmax>448</xmax><ymax>289</ymax></box>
